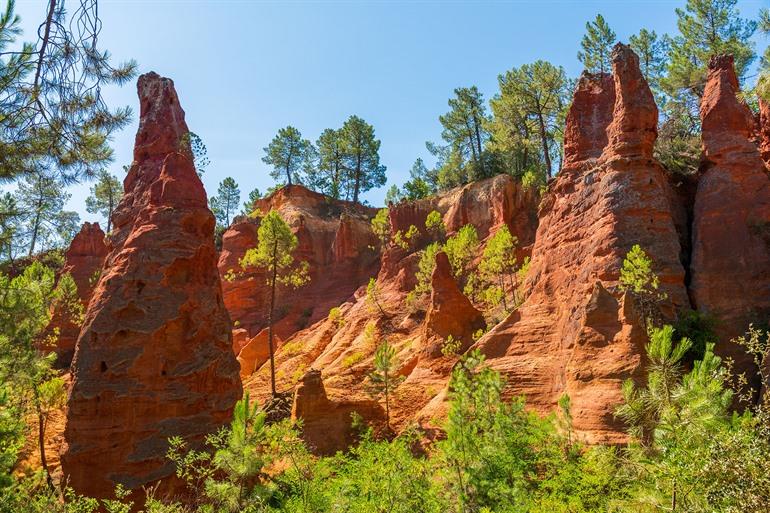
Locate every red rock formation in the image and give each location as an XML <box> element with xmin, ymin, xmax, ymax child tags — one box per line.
<box><xmin>218</xmin><ymin>185</ymin><xmax>380</xmax><ymax>346</ymax></box>
<box><xmin>243</xmin><ymin>175</ymin><xmax>540</xmax><ymax>435</ymax></box>
<box><xmin>292</xmin><ymin>368</ymin><xmax>386</xmax><ymax>455</ymax></box>
<box><xmin>237</xmin><ymin>329</ymin><xmax>282</xmax><ymax>379</ymax></box>
<box><xmin>43</xmin><ymin>222</ymin><xmax>107</xmax><ymax>367</ymax></box>
<box><xmin>422</xmin><ymin>251</ymin><xmax>485</xmax><ymax>358</ymax></box>
<box><xmin>60</xmin><ymin>72</ymin><xmax>241</xmax><ymax>499</ymax></box>
<box><xmin>428</xmin><ymin>44</ymin><xmax>689</xmax><ymax>444</ymax></box>
<box><xmin>691</xmin><ymin>55</ymin><xmax>770</xmax><ymax>374</ymax></box>
<box><xmin>563</xmin><ymin>72</ymin><xmax>615</xmax><ymax>167</ymax></box>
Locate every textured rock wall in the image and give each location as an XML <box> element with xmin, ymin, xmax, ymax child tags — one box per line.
<box><xmin>691</xmin><ymin>55</ymin><xmax>770</xmax><ymax>379</ymax></box>
<box><xmin>60</xmin><ymin>72</ymin><xmax>241</xmax><ymax>499</ymax></box>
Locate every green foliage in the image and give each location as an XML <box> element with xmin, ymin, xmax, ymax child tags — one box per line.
<box><xmin>429</xmin><ymin>87</ymin><xmax>497</xmax><ymax>189</ymax></box>
<box><xmin>262</xmin><ymin>126</ymin><xmax>316</xmax><ymax>186</ymax></box>
<box><xmin>0</xmin><ymin>261</ymin><xmax>73</xmax><ymax>489</ymax></box>
<box><xmin>328</xmin><ymin>307</ymin><xmax>344</xmax><ymax>329</ymax></box>
<box><xmin>209</xmin><ymin>177</ymin><xmax>241</xmax><ymax>229</ymax></box>
<box><xmin>241</xmin><ymin>188</ymin><xmax>262</xmax><ymax>216</ymax></box>
<box><xmin>241</xmin><ymin>211</ymin><xmax>308</xmax><ymax>289</ymax></box>
<box><xmin>413</xmin><ymin>241</ymin><xmax>442</xmax><ymax>299</ymax></box>
<box><xmin>365</xmin><ymin>278</ymin><xmax>387</xmax><ymax>317</ymax></box>
<box><xmin>180</xmin><ymin>132</ymin><xmax>210</xmax><ymax>176</ymax></box>
<box><xmin>370</xmin><ymin>208</ymin><xmax>390</xmax><ymax>247</ymax></box>
<box><xmin>673</xmin><ymin>309</ymin><xmax>718</xmax><ymax>362</ymax></box>
<box><xmin>167</xmin><ymin>392</ymin><xmax>276</xmax><ymax>512</ymax></box>
<box><xmin>619</xmin><ymin>244</ymin><xmax>667</xmax><ymax>325</ymax></box>
<box><xmin>384</xmin><ymin>184</ymin><xmax>402</xmax><ymax>205</ymax></box>
<box><xmin>629</xmin><ymin>28</ymin><xmax>670</xmax><ymax>94</ymax></box>
<box><xmin>11</xmin><ymin>172</ymin><xmax>80</xmax><ymax>258</ymax></box>
<box><xmin>340</xmin><ymin>115</ymin><xmax>387</xmax><ymax>204</ymax></box>
<box><xmin>443</xmin><ymin>224</ymin><xmax>479</xmax><ymax>284</ymax></box>
<box><xmin>425</xmin><ymin>210</ymin><xmax>445</xmax><ymax>241</ymax></box>
<box><xmin>85</xmin><ymin>170</ymin><xmax>122</xmax><ymax>233</ymax></box>
<box><xmin>367</xmin><ymin>340</ymin><xmax>404</xmax><ymax>428</ymax></box>
<box><xmin>479</xmin><ymin>225</ymin><xmax>519</xmax><ymax>312</ymax></box>
<box><xmin>440</xmin><ymin>335</ymin><xmax>462</xmax><ymax>357</ymax></box>
<box><xmin>241</xmin><ymin>210</ymin><xmax>309</xmax><ymax>392</ymax></box>
<box><xmin>309</xmin><ymin>128</ymin><xmax>346</xmax><ymax>199</ymax></box>
<box><xmin>488</xmin><ymin>60</ymin><xmax>570</xmax><ymax>179</ymax></box>
<box><xmin>578</xmin><ymin>14</ymin><xmax>617</xmax><ymax>74</ymax></box>
<box><xmin>393</xmin><ymin>224</ymin><xmax>419</xmax><ymax>251</ymax></box>
<box><xmin>663</xmin><ymin>0</ymin><xmax>756</xmax><ymax>98</ymax></box>
<box><xmin>401</xmin><ymin>158</ymin><xmax>435</xmax><ymax>200</ymax></box>
<box><xmin>0</xmin><ymin>0</ymin><xmax>137</xmax><ymax>183</ymax></box>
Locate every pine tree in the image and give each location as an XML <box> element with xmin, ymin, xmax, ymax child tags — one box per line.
<box><xmin>577</xmin><ymin>14</ymin><xmax>617</xmax><ymax>74</ymax></box>
<box><xmin>180</xmin><ymin>132</ymin><xmax>210</xmax><ymax>176</ymax></box>
<box><xmin>309</xmin><ymin>128</ymin><xmax>346</xmax><ymax>198</ymax></box>
<box><xmin>85</xmin><ymin>170</ymin><xmax>123</xmax><ymax>232</ymax></box>
<box><xmin>262</xmin><ymin>126</ymin><xmax>315</xmax><ymax>186</ymax></box>
<box><xmin>402</xmin><ymin>158</ymin><xmax>435</xmax><ymax>199</ymax></box>
<box><xmin>209</xmin><ymin>177</ymin><xmax>241</xmax><ymax>229</ymax></box>
<box><xmin>241</xmin><ymin>188</ymin><xmax>262</xmax><ymax>216</ymax></box>
<box><xmin>479</xmin><ymin>226</ymin><xmax>519</xmax><ymax>312</ymax></box>
<box><xmin>14</xmin><ymin>172</ymin><xmax>79</xmax><ymax>257</ymax></box>
<box><xmin>0</xmin><ymin>0</ymin><xmax>137</xmax><ymax>182</ymax></box>
<box><xmin>0</xmin><ymin>262</ymin><xmax>78</xmax><ymax>489</ymax></box>
<box><xmin>240</xmin><ymin>210</ymin><xmax>309</xmax><ymax>394</ymax></box>
<box><xmin>367</xmin><ymin>340</ymin><xmax>403</xmax><ymax>428</ymax></box>
<box><xmin>431</xmin><ymin>87</ymin><xmax>493</xmax><ymax>188</ymax></box>
<box><xmin>340</xmin><ymin>116</ymin><xmax>386</xmax><ymax>204</ymax></box>
<box><xmin>490</xmin><ymin>61</ymin><xmax>570</xmax><ymax>179</ymax></box>
<box><xmin>629</xmin><ymin>29</ymin><xmax>670</xmax><ymax>92</ymax></box>
<box><xmin>663</xmin><ymin>0</ymin><xmax>756</xmax><ymax>98</ymax></box>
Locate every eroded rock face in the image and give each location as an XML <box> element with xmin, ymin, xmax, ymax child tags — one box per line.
<box><xmin>61</xmin><ymin>72</ymin><xmax>241</xmax><ymax>498</ymax></box>
<box><xmin>422</xmin><ymin>251</ymin><xmax>485</xmax><ymax>358</ymax></box>
<box><xmin>292</xmin><ymin>368</ymin><xmax>385</xmax><ymax>455</ymax></box>
<box><xmin>218</xmin><ymin>185</ymin><xmax>380</xmax><ymax>349</ymax></box>
<box><xmin>242</xmin><ymin>175</ymin><xmax>540</xmax><ymax>436</ymax></box>
<box><xmin>440</xmin><ymin>44</ymin><xmax>689</xmax><ymax>444</ymax></box>
<box><xmin>691</xmin><ymin>55</ymin><xmax>770</xmax><ymax>375</ymax></box>
<box><xmin>43</xmin><ymin>222</ymin><xmax>107</xmax><ymax>367</ymax></box>
<box><xmin>563</xmin><ymin>71</ymin><xmax>615</xmax><ymax>167</ymax></box>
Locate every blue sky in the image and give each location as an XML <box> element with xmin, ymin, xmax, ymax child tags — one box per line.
<box><xmin>11</xmin><ymin>0</ymin><xmax>770</xmax><ymax>223</ymax></box>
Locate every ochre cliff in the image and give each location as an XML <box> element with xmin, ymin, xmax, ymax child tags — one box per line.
<box><xmin>42</xmin><ymin>222</ymin><xmax>107</xmax><ymax>367</ymax></box>
<box><xmin>242</xmin><ymin>174</ymin><xmax>540</xmax><ymax>452</ymax></box>
<box><xmin>218</xmin><ymin>185</ymin><xmax>381</xmax><ymax>376</ymax></box>
<box><xmin>425</xmin><ymin>43</ymin><xmax>691</xmax><ymax>445</ymax></box>
<box><xmin>40</xmin><ymin>45</ymin><xmax>770</xmax><ymax>475</ymax></box>
<box><xmin>690</xmin><ymin>55</ymin><xmax>770</xmax><ymax>381</ymax></box>
<box><xmin>60</xmin><ymin>72</ymin><xmax>241</xmax><ymax>499</ymax></box>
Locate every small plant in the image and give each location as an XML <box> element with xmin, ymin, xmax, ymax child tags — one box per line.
<box><xmin>393</xmin><ymin>224</ymin><xmax>420</xmax><ymax>251</ymax></box>
<box><xmin>371</xmin><ymin>208</ymin><xmax>390</xmax><ymax>247</ymax></box>
<box><xmin>223</xmin><ymin>268</ymin><xmax>237</xmax><ymax>282</ymax></box>
<box><xmin>444</xmin><ymin>224</ymin><xmax>479</xmax><ymax>285</ymax></box>
<box><xmin>366</xmin><ymin>277</ymin><xmax>387</xmax><ymax>317</ymax></box>
<box><xmin>281</xmin><ymin>340</ymin><xmax>303</xmax><ymax>356</ymax></box>
<box><xmin>367</xmin><ymin>340</ymin><xmax>404</xmax><ymax>428</ymax></box>
<box><xmin>425</xmin><ymin>210</ymin><xmax>446</xmax><ymax>241</ymax></box>
<box><xmin>342</xmin><ymin>351</ymin><xmax>365</xmax><ymax>368</ymax></box>
<box><xmin>619</xmin><ymin>244</ymin><xmax>667</xmax><ymax>326</ymax></box>
<box><xmin>413</xmin><ymin>242</ymin><xmax>443</xmax><ymax>298</ymax></box>
<box><xmin>441</xmin><ymin>335</ymin><xmax>462</xmax><ymax>357</ymax></box>
<box><xmin>328</xmin><ymin>307</ymin><xmax>344</xmax><ymax>329</ymax></box>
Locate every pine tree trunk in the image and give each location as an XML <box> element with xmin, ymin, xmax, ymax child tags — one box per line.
<box><xmin>33</xmin><ymin>386</ymin><xmax>54</xmax><ymax>490</ymax></box>
<box><xmin>536</xmin><ymin>109</ymin><xmax>552</xmax><ymax>179</ymax></box>
<box><xmin>353</xmin><ymin>153</ymin><xmax>362</xmax><ymax>204</ymax></box>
